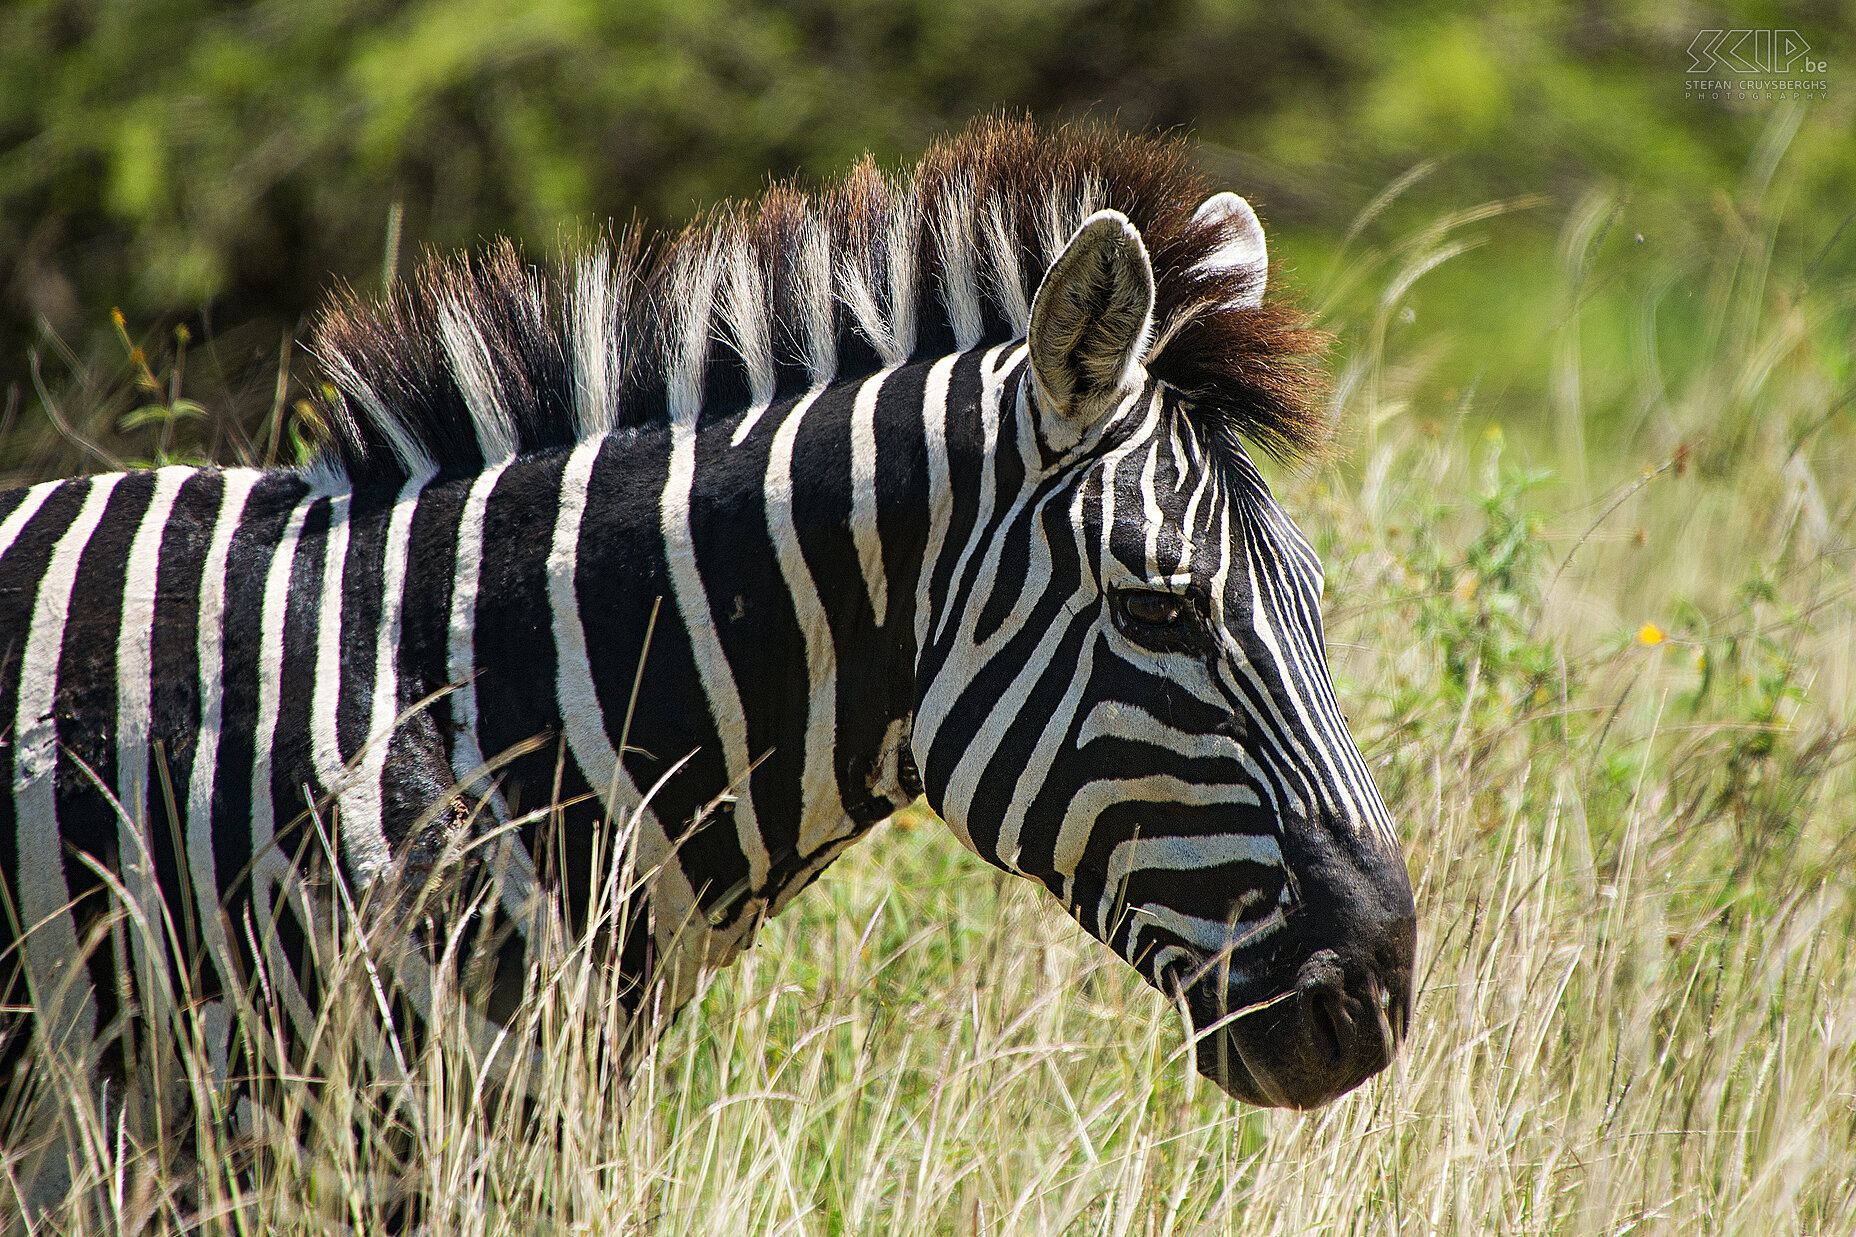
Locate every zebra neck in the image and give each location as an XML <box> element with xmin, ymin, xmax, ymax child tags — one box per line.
<box><xmin>447</xmin><ymin>355</ymin><xmax>967</xmax><ymax>937</ymax></box>
<box><xmin>687</xmin><ymin>360</ymin><xmax>943</xmax><ymax>839</ymax></box>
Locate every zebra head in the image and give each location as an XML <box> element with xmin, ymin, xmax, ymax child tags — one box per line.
<box><xmin>913</xmin><ymin>204</ymin><xmax>1415</xmax><ymax>1109</ymax></box>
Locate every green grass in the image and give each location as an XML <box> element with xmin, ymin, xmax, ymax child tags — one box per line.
<box><xmin>7</xmin><ymin>167</ymin><xmax>1856</xmax><ymax>1234</ymax></box>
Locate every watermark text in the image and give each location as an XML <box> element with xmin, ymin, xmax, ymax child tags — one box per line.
<box><xmin>1684</xmin><ymin>30</ymin><xmax>1828</xmax><ymax>102</ymax></box>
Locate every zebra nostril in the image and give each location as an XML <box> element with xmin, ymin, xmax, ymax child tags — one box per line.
<box><xmin>1294</xmin><ymin>952</ymin><xmax>1355</xmax><ymax>1067</ymax></box>
<box><xmin>1305</xmin><ymin>986</ymin><xmax>1346</xmax><ymax>1064</ymax></box>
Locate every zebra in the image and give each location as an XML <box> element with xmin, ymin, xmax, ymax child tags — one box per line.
<box><xmin>0</xmin><ymin>120</ymin><xmax>1415</xmax><ymax>1194</ymax></box>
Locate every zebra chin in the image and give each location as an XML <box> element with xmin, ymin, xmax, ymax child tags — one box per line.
<box><xmin>1170</xmin><ymin>935</ymin><xmax>1414</xmax><ymax>1110</ymax></box>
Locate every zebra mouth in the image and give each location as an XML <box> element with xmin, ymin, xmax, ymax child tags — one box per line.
<box><xmin>1172</xmin><ymin>948</ymin><xmax>1405</xmax><ymax>1109</ymax></box>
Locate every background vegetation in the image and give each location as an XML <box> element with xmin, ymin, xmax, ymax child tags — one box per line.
<box><xmin>4</xmin><ymin>1</ymin><xmax>1856</xmax><ymax>1233</ymax></box>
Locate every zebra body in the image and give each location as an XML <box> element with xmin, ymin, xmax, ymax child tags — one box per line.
<box><xmin>1</xmin><ymin>124</ymin><xmax>1415</xmax><ymax>1190</ymax></box>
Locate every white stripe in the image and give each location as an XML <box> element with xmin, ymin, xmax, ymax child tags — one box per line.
<box><xmin>1131</xmin><ymin>903</ymin><xmax>1283</xmax><ymax>959</ymax></box>
<box><xmin>764</xmin><ymin>386</ymin><xmax>850</xmax><ymax>855</ymax></box>
<box><xmin>1195</xmin><ymin>497</ymin><xmax>1314</xmax><ymax>783</ymax></box>
<box><xmin>1241</xmin><ymin>496</ymin><xmax>1396</xmax><ymax>842</ymax></box>
<box><xmin>550</xmin><ymin>438</ymin><xmax>700</xmax><ymax>948</ymax></box>
<box><xmin>14</xmin><ymin>474</ymin><xmax>123</xmax><ymax>1060</ymax></box>
<box><xmin>1208</xmin><ymin>659</ymin><xmax>1304</xmax><ymax>821</ymax></box>
<box><xmin>114</xmin><ymin>467</ymin><xmax>192</xmax><ymax>817</ymax></box>
<box><xmin>307</xmin><ymin>492</ymin><xmax>351</xmax><ymax>817</ymax></box>
<box><xmin>995</xmin><ymin>390</ymin><xmax>1152</xmax><ymax>666</ymax></box>
<box><xmin>249</xmin><ymin>488</ymin><xmax>320</xmax><ymax>1036</ymax></box>
<box><xmin>1051</xmin><ymin>775</ymin><xmax>1261</xmax><ymax>878</ymax></box>
<box><xmin>113</xmin><ymin>465</ymin><xmax>193</xmax><ymax>1032</ymax></box>
<box><xmin>849</xmin><ymin>367</ymin><xmax>892</xmax><ymax>626</ymax></box>
<box><xmin>307</xmin><ymin>489</ymin><xmax>397</xmax><ymax>886</ymax></box>
<box><xmin>730</xmin><ymin>401</ymin><xmax>774</xmax><ymax>448</ymax></box>
<box><xmin>930</xmin><ymin>344</ymin><xmax>1018</xmax><ymax>648</ymax></box>
<box><xmin>910</xmin><ymin>353</ymin><xmax>977</xmax><ymax>852</ymax></box>
<box><xmin>445</xmin><ymin>460</ymin><xmax>542</xmax><ymax>925</ymax></box>
<box><xmin>187</xmin><ymin>469</ymin><xmax>260</xmax><ymax>1003</ymax></box>
<box><xmin>1091</xmin><ymin>395</ymin><xmax>1161</xmax><ymax>590</ymax></box>
<box><xmin>447</xmin><ymin>459</ymin><xmax>511</xmax><ymax>801</ymax></box>
<box><xmin>1206</xmin><ymin>502</ymin><xmax>1310</xmax><ymax>821</ymax></box>
<box><xmin>915</xmin><ymin>381</ymin><xmax>1058</xmax><ymax>764</ymax></box>
<box><xmin>1176</xmin><ymin>452</ymin><xmax>1213</xmax><ymax>573</ymax></box>
<box><xmin>663</xmin><ymin>414</ymin><xmax>769</xmax><ymax>888</ymax></box>
<box><xmin>1236</xmin><ymin>525</ymin><xmax>1359</xmax><ymax>826</ymax></box>
<box><xmin>1243</xmin><ymin>522</ymin><xmax>1355</xmax><ymax>809</ymax></box>
<box><xmin>912</xmin><ymin>351</ymin><xmax>963</xmax><ymax>660</ymax></box>
<box><xmin>1073</xmin><ymin>699</ymin><xmax>1277</xmax><ymax>804</ymax></box>
<box><xmin>1148</xmin><ymin>944</ymin><xmax>1192</xmax><ymax>983</ymax></box>
<box><xmin>343</xmin><ymin>467</ymin><xmax>436</xmax><ymax>878</ymax></box>
<box><xmin>1105</xmin><ymin>832</ymin><xmax>1282</xmax><ymax>888</ymax></box>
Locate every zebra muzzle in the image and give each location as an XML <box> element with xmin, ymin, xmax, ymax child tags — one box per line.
<box><xmin>1194</xmin><ymin>940</ymin><xmax>1410</xmax><ymax>1109</ymax></box>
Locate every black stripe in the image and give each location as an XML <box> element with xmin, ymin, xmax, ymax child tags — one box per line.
<box><xmin>692</xmin><ymin>397</ymin><xmax>809</xmax><ymax>877</ymax></box>
<box><xmin>149</xmin><ymin>470</ymin><xmax>220</xmax><ymax>989</ymax></box>
<box><xmin>56</xmin><ymin>472</ymin><xmax>154</xmax><ymax>841</ymax></box>
<box><xmin>334</xmin><ymin>483</ymin><xmax>393</xmax><ymax>770</ymax></box>
<box><xmin>385</xmin><ymin>474</ymin><xmax>468</xmax><ymax>847</ymax></box>
<box><xmin>470</xmin><ymin>448</ymin><xmax>592</xmax><ymax>919</ymax></box>
<box><xmin>269</xmin><ymin>496</ymin><xmax>332</xmax><ymax>842</ymax></box>
<box><xmin>54</xmin><ymin>473</ymin><xmax>154</xmax><ymax>1028</ymax></box>
<box><xmin>0</xmin><ymin>486</ymin><xmax>28</xmax><ymax>528</ymax></box>
<box><xmin>575</xmin><ymin>430</ymin><xmax>741</xmax><ymax>910</ymax></box>
<box><xmin>209</xmin><ymin>474</ymin><xmax>311</xmax><ymax>909</ymax></box>
<box><xmin>398</xmin><ymin>474</ymin><xmax>465</xmax><ymax>729</ymax></box>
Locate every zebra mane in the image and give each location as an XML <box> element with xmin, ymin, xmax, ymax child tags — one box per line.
<box><xmin>312</xmin><ymin>117</ymin><xmax>1329</xmax><ymax>484</ymax></box>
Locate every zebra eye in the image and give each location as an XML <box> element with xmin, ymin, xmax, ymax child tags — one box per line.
<box><xmin>1123</xmin><ymin>591</ymin><xmax>1185</xmax><ymax>627</ymax></box>
<box><xmin>1114</xmin><ymin>588</ymin><xmax>1204</xmax><ymax>651</ymax></box>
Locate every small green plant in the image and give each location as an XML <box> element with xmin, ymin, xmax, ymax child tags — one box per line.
<box><xmin>109</xmin><ymin>309</ymin><xmax>209</xmax><ymax>467</ymax></box>
<box><xmin>1403</xmin><ymin>457</ymin><xmax>1559</xmax><ymax>712</ymax></box>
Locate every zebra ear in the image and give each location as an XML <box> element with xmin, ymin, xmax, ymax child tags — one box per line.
<box><xmin>1190</xmin><ymin>192</ymin><xmax>1267</xmax><ymax>308</ymax></box>
<box><xmin>1027</xmin><ymin>210</ymin><xmax>1155</xmax><ymax>447</ymax></box>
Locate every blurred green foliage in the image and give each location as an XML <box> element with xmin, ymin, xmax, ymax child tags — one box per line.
<box><xmin>1</xmin><ymin>0</ymin><xmax>1852</xmax><ymax>444</ymax></box>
